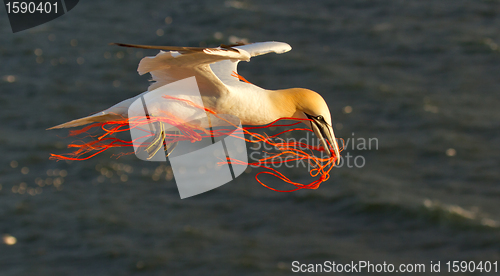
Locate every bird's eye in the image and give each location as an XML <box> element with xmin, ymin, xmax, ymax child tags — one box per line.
<box><xmin>317</xmin><ymin>115</ymin><xmax>323</xmax><ymax>120</ymax></box>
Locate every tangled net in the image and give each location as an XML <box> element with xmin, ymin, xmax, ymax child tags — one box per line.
<box><xmin>50</xmin><ymin>96</ymin><xmax>343</xmax><ymax>192</ymax></box>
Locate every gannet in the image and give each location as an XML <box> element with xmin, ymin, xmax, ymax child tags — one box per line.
<box><xmin>48</xmin><ymin>41</ymin><xmax>341</xmax><ymax>161</ymax></box>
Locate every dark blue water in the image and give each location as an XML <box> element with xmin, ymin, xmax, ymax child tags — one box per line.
<box><xmin>1</xmin><ymin>0</ymin><xmax>500</xmax><ymax>275</ymax></box>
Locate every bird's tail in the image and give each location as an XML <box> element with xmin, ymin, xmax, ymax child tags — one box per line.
<box><xmin>47</xmin><ymin>113</ymin><xmax>124</xmax><ymax>130</ymax></box>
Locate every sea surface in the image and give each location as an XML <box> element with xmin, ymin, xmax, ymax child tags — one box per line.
<box><xmin>1</xmin><ymin>0</ymin><xmax>500</xmax><ymax>275</ymax></box>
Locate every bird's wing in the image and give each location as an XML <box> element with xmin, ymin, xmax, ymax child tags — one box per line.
<box><xmin>209</xmin><ymin>42</ymin><xmax>292</xmax><ymax>87</ymax></box>
<box><xmin>114</xmin><ymin>41</ymin><xmax>291</xmax><ymax>92</ymax></box>
<box><xmin>113</xmin><ymin>43</ymin><xmax>250</xmax><ymax>95</ymax></box>
<box><xmin>48</xmin><ymin>42</ymin><xmax>291</xmax><ymax>129</ymax></box>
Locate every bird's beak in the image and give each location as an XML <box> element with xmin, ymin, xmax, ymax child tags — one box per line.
<box><xmin>306</xmin><ymin>114</ymin><xmax>341</xmax><ymax>165</ymax></box>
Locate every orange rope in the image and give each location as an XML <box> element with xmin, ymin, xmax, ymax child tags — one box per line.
<box><xmin>231</xmin><ymin>71</ymin><xmax>253</xmax><ymax>84</ymax></box>
<box><xmin>50</xmin><ymin>96</ymin><xmax>343</xmax><ymax>192</ymax></box>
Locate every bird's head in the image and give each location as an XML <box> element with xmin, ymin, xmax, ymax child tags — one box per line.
<box><xmin>276</xmin><ymin>88</ymin><xmax>341</xmax><ymax>164</ymax></box>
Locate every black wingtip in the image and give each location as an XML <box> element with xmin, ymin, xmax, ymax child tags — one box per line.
<box><xmin>220</xmin><ymin>42</ymin><xmax>248</xmax><ymax>48</ymax></box>
<box><xmin>110</xmin><ymin>42</ymin><xmax>132</xmax><ymax>47</ymax></box>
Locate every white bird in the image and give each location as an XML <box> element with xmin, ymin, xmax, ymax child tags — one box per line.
<box><xmin>49</xmin><ymin>41</ymin><xmax>341</xmax><ymax>161</ymax></box>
